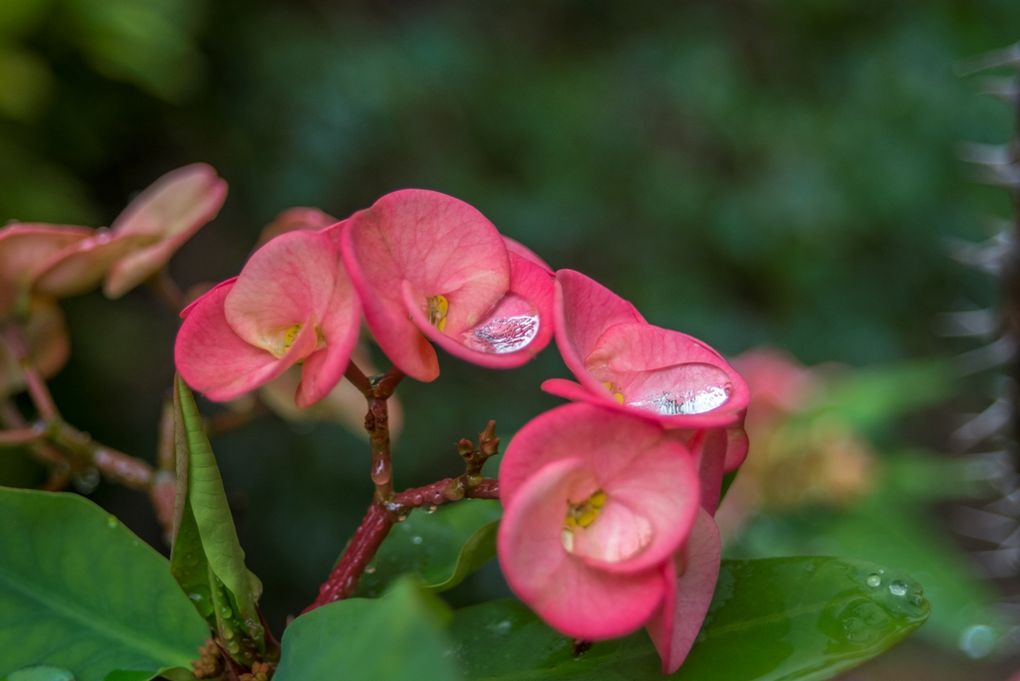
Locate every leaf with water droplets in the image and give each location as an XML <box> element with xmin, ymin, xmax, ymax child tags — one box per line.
<box><xmin>274</xmin><ymin>577</ymin><xmax>461</xmax><ymax>681</ymax></box>
<box><xmin>0</xmin><ymin>488</ymin><xmax>206</xmax><ymax>681</ymax></box>
<box><xmin>356</xmin><ymin>500</ymin><xmax>501</xmax><ymax>597</ymax></box>
<box><xmin>170</xmin><ymin>377</ymin><xmax>266</xmax><ymax>663</ymax></box>
<box><xmin>448</xmin><ymin>557</ymin><xmax>928</xmax><ymax>680</ymax></box>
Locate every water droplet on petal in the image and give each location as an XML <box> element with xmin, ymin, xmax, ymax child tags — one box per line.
<box><xmin>888</xmin><ymin>580</ymin><xmax>908</xmax><ymax>597</ymax></box>
<box><xmin>627</xmin><ymin>363</ymin><xmax>732</xmax><ymax>415</ymax></box>
<box><xmin>866</xmin><ymin>573</ymin><xmax>882</xmax><ymax>588</ymax></box>
<box><xmin>462</xmin><ymin>294</ymin><xmax>539</xmax><ymax>354</ymax></box>
<box><xmin>220</xmin><ymin>606</ymin><xmax>233</xmax><ymax>618</ymax></box>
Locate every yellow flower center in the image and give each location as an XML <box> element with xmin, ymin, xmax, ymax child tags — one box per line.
<box><xmin>562</xmin><ymin>489</ymin><xmax>607</xmax><ymax>553</ymax></box>
<box><xmin>426</xmin><ymin>295</ymin><xmax>449</xmax><ymax>332</ymax></box>
<box><xmin>602</xmin><ymin>381</ymin><xmax>625</xmax><ymax>405</ymax></box>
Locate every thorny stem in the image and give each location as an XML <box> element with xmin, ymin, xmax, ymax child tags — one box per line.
<box><xmin>305</xmin><ymin>364</ymin><xmax>501</xmax><ymax>612</ymax></box>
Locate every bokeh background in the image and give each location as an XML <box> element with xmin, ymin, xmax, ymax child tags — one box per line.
<box><xmin>1</xmin><ymin>0</ymin><xmax>1019</xmax><ymax>678</ymax></box>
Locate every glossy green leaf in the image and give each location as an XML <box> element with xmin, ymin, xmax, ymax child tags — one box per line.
<box><xmin>357</xmin><ymin>500</ymin><xmax>501</xmax><ymax>597</ymax></box>
<box><xmin>0</xmin><ymin>487</ymin><xmax>207</xmax><ymax>681</ymax></box>
<box><xmin>449</xmin><ymin>557</ymin><xmax>928</xmax><ymax>681</ymax></box>
<box><xmin>275</xmin><ymin>577</ymin><xmax>462</xmax><ymax>681</ymax></box>
<box><xmin>171</xmin><ymin>377</ymin><xmax>265</xmax><ymax>662</ymax></box>
<box><xmin>2</xmin><ymin>667</ymin><xmax>75</xmax><ymax>681</ymax></box>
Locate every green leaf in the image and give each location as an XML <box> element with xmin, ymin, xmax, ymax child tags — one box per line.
<box><xmin>171</xmin><ymin>377</ymin><xmax>265</xmax><ymax>662</ymax></box>
<box><xmin>275</xmin><ymin>577</ymin><xmax>463</xmax><ymax>681</ymax></box>
<box><xmin>2</xmin><ymin>667</ymin><xmax>75</xmax><ymax>681</ymax></box>
<box><xmin>357</xmin><ymin>500</ymin><xmax>501</xmax><ymax>597</ymax></box>
<box><xmin>449</xmin><ymin>557</ymin><xmax>929</xmax><ymax>681</ymax></box>
<box><xmin>0</xmin><ymin>487</ymin><xmax>207</xmax><ymax>681</ymax></box>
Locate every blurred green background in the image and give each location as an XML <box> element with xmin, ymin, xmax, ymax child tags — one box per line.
<box><xmin>1</xmin><ymin>0</ymin><xmax>1018</xmax><ymax>678</ymax></box>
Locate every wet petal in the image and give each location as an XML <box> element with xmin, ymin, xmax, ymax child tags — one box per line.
<box><xmin>342</xmin><ymin>189</ymin><xmax>510</xmax><ymax>381</ymax></box>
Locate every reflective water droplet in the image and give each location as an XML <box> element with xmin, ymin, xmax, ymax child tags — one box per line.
<box><xmin>488</xmin><ymin>619</ymin><xmax>512</xmax><ymax>635</ymax></box>
<box><xmin>106</xmin><ymin>515</ymin><xmax>118</xmax><ymax>529</ymax></box>
<box><xmin>959</xmin><ymin>624</ymin><xmax>998</xmax><ymax>659</ymax></box>
<box><xmin>426</xmin><ymin>505</ymin><xmax>438</xmax><ymax>514</ymax></box>
<box><xmin>223</xmin><ymin>627</ymin><xmax>235</xmax><ymax>640</ymax></box>
<box><xmin>371</xmin><ymin>459</ymin><xmax>391</xmax><ymax>485</ymax></box>
<box><xmin>627</xmin><ymin>363</ymin><xmax>732</xmax><ymax>415</ymax></box>
<box><xmin>888</xmin><ymin>580</ymin><xmax>908</xmax><ymax>597</ymax></box>
<box><xmin>412</xmin><ymin>493</ymin><xmax>424</xmax><ymax>505</ymax></box>
<box><xmin>72</xmin><ymin>468</ymin><xmax>101</xmax><ymax>494</ymax></box>
<box><xmin>866</xmin><ymin>573</ymin><xmax>882</xmax><ymax>588</ymax></box>
<box><xmin>188</xmin><ymin>592</ymin><xmax>203</xmax><ymax>602</ymax></box>
<box><xmin>220</xmin><ymin>606</ymin><xmax>233</xmax><ymax>618</ymax></box>
<box><xmin>411</xmin><ymin>535</ymin><xmax>424</xmax><ymax>545</ymax></box>
<box><xmin>462</xmin><ymin>294</ymin><xmax>540</xmax><ymax>354</ymax></box>
<box><xmin>396</xmin><ymin>514</ymin><xmax>408</xmax><ymax>523</ymax></box>
<box><xmin>365</xmin><ymin>565</ymin><xmax>376</xmax><ymax>574</ymax></box>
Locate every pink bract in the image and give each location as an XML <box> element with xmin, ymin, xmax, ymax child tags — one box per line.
<box><xmin>0</xmin><ymin>223</ymin><xmax>93</xmax><ymax>310</ymax></box>
<box><xmin>646</xmin><ymin>508</ymin><xmax>722</xmax><ymax>674</ymax></box>
<box><xmin>545</xmin><ymin>269</ymin><xmax>748</xmax><ymax>429</ymax></box>
<box><xmin>498</xmin><ymin>403</ymin><xmax>700</xmax><ymax>641</ymax></box>
<box><xmin>174</xmin><ymin>229</ymin><xmax>360</xmax><ymax>406</ymax></box>
<box><xmin>341</xmin><ymin>189</ymin><xmax>554</xmax><ymax>382</ymax></box>
<box><xmin>104</xmin><ymin>163</ymin><xmax>228</xmax><ymax>298</ymax></box>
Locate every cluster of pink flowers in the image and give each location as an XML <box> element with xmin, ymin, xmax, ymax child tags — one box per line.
<box><xmin>0</xmin><ymin>164</ymin><xmax>226</xmax><ymax>396</ymax></box>
<box><xmin>172</xmin><ymin>188</ymin><xmax>748</xmax><ymax>674</ymax></box>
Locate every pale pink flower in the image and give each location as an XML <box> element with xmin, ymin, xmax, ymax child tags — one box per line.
<box><xmin>0</xmin><ymin>223</ymin><xmax>93</xmax><ymax>312</ymax></box>
<box><xmin>7</xmin><ymin>164</ymin><xmax>227</xmax><ymax>299</ymax></box>
<box><xmin>498</xmin><ymin>403</ymin><xmax>700</xmax><ymax>640</ymax></box>
<box><xmin>340</xmin><ymin>189</ymin><xmax>553</xmax><ymax>382</ymax></box>
<box><xmin>543</xmin><ymin>269</ymin><xmax>749</xmax><ymax>478</ymax></box>
<box><xmin>174</xmin><ymin>228</ymin><xmax>360</xmax><ymax>406</ymax></box>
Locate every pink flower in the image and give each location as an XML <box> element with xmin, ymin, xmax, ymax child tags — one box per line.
<box><xmin>174</xmin><ymin>228</ymin><xmax>360</xmax><ymax>406</ymax></box>
<box><xmin>340</xmin><ymin>189</ymin><xmax>553</xmax><ymax>382</ymax></box>
<box><xmin>0</xmin><ymin>298</ymin><xmax>69</xmax><ymax>398</ymax></box>
<box><xmin>498</xmin><ymin>403</ymin><xmax>700</xmax><ymax>641</ymax></box>
<box><xmin>646</xmin><ymin>508</ymin><xmax>722</xmax><ymax>673</ymax></box>
<box><xmin>0</xmin><ymin>164</ymin><xmax>226</xmax><ymax>301</ymax></box>
<box><xmin>542</xmin><ymin>270</ymin><xmax>750</xmax><ymax>484</ymax></box>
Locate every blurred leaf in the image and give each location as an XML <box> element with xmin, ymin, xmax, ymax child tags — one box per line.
<box><xmin>65</xmin><ymin>0</ymin><xmax>203</xmax><ymax>102</ymax></box>
<box><xmin>171</xmin><ymin>377</ymin><xmax>265</xmax><ymax>663</ymax></box>
<box><xmin>0</xmin><ymin>45</ymin><xmax>52</xmax><ymax>120</ymax></box>
<box><xmin>0</xmin><ymin>487</ymin><xmax>206</xmax><ymax>681</ymax></box>
<box><xmin>730</xmin><ymin>495</ymin><xmax>1005</xmax><ymax>653</ymax></box>
<box><xmin>804</xmin><ymin>361</ymin><xmax>951</xmax><ymax>434</ymax></box>
<box><xmin>0</xmin><ymin>0</ymin><xmax>50</xmax><ymax>36</ymax></box>
<box><xmin>1</xmin><ymin>667</ymin><xmax>75</xmax><ymax>681</ymax></box>
<box><xmin>274</xmin><ymin>577</ymin><xmax>462</xmax><ymax>681</ymax></box>
<box><xmin>357</xmin><ymin>500</ymin><xmax>501</xmax><ymax>597</ymax></box>
<box><xmin>450</xmin><ymin>557</ymin><xmax>928</xmax><ymax>680</ymax></box>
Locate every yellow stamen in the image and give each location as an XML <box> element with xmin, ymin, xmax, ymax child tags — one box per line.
<box><xmin>426</xmin><ymin>295</ymin><xmax>449</xmax><ymax>332</ymax></box>
<box><xmin>280</xmin><ymin>323</ymin><xmax>302</xmax><ymax>355</ymax></box>
<box><xmin>602</xmin><ymin>381</ymin><xmax>625</xmax><ymax>405</ymax></box>
<box><xmin>564</xmin><ymin>490</ymin><xmax>607</xmax><ymax>531</ymax></box>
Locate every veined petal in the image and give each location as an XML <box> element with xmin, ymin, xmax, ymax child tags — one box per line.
<box><xmin>498</xmin><ymin>457</ymin><xmax>666</xmax><ymax>641</ymax></box>
<box><xmin>342</xmin><ymin>189</ymin><xmax>510</xmax><ymax>381</ymax></box>
<box><xmin>175</xmin><ymin>280</ymin><xmax>317</xmax><ymax>401</ymax></box>
<box><xmin>646</xmin><ymin>509</ymin><xmax>722</xmax><ymax>674</ymax></box>
<box><xmin>554</xmin><ymin>269</ymin><xmax>645</xmax><ymax>392</ymax></box>
<box><xmin>402</xmin><ymin>248</ymin><xmax>554</xmax><ymax>368</ymax></box>
<box><xmin>0</xmin><ymin>223</ymin><xmax>93</xmax><ymax>289</ymax></box>
<box><xmin>224</xmin><ymin>230</ymin><xmax>338</xmax><ymax>355</ymax></box>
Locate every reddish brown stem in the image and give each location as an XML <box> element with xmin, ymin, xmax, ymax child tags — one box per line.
<box><xmin>0</xmin><ymin>426</ymin><xmax>45</xmax><ymax>446</ymax></box>
<box><xmin>304</xmin><ymin>475</ymin><xmax>499</xmax><ymax>612</ymax></box>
